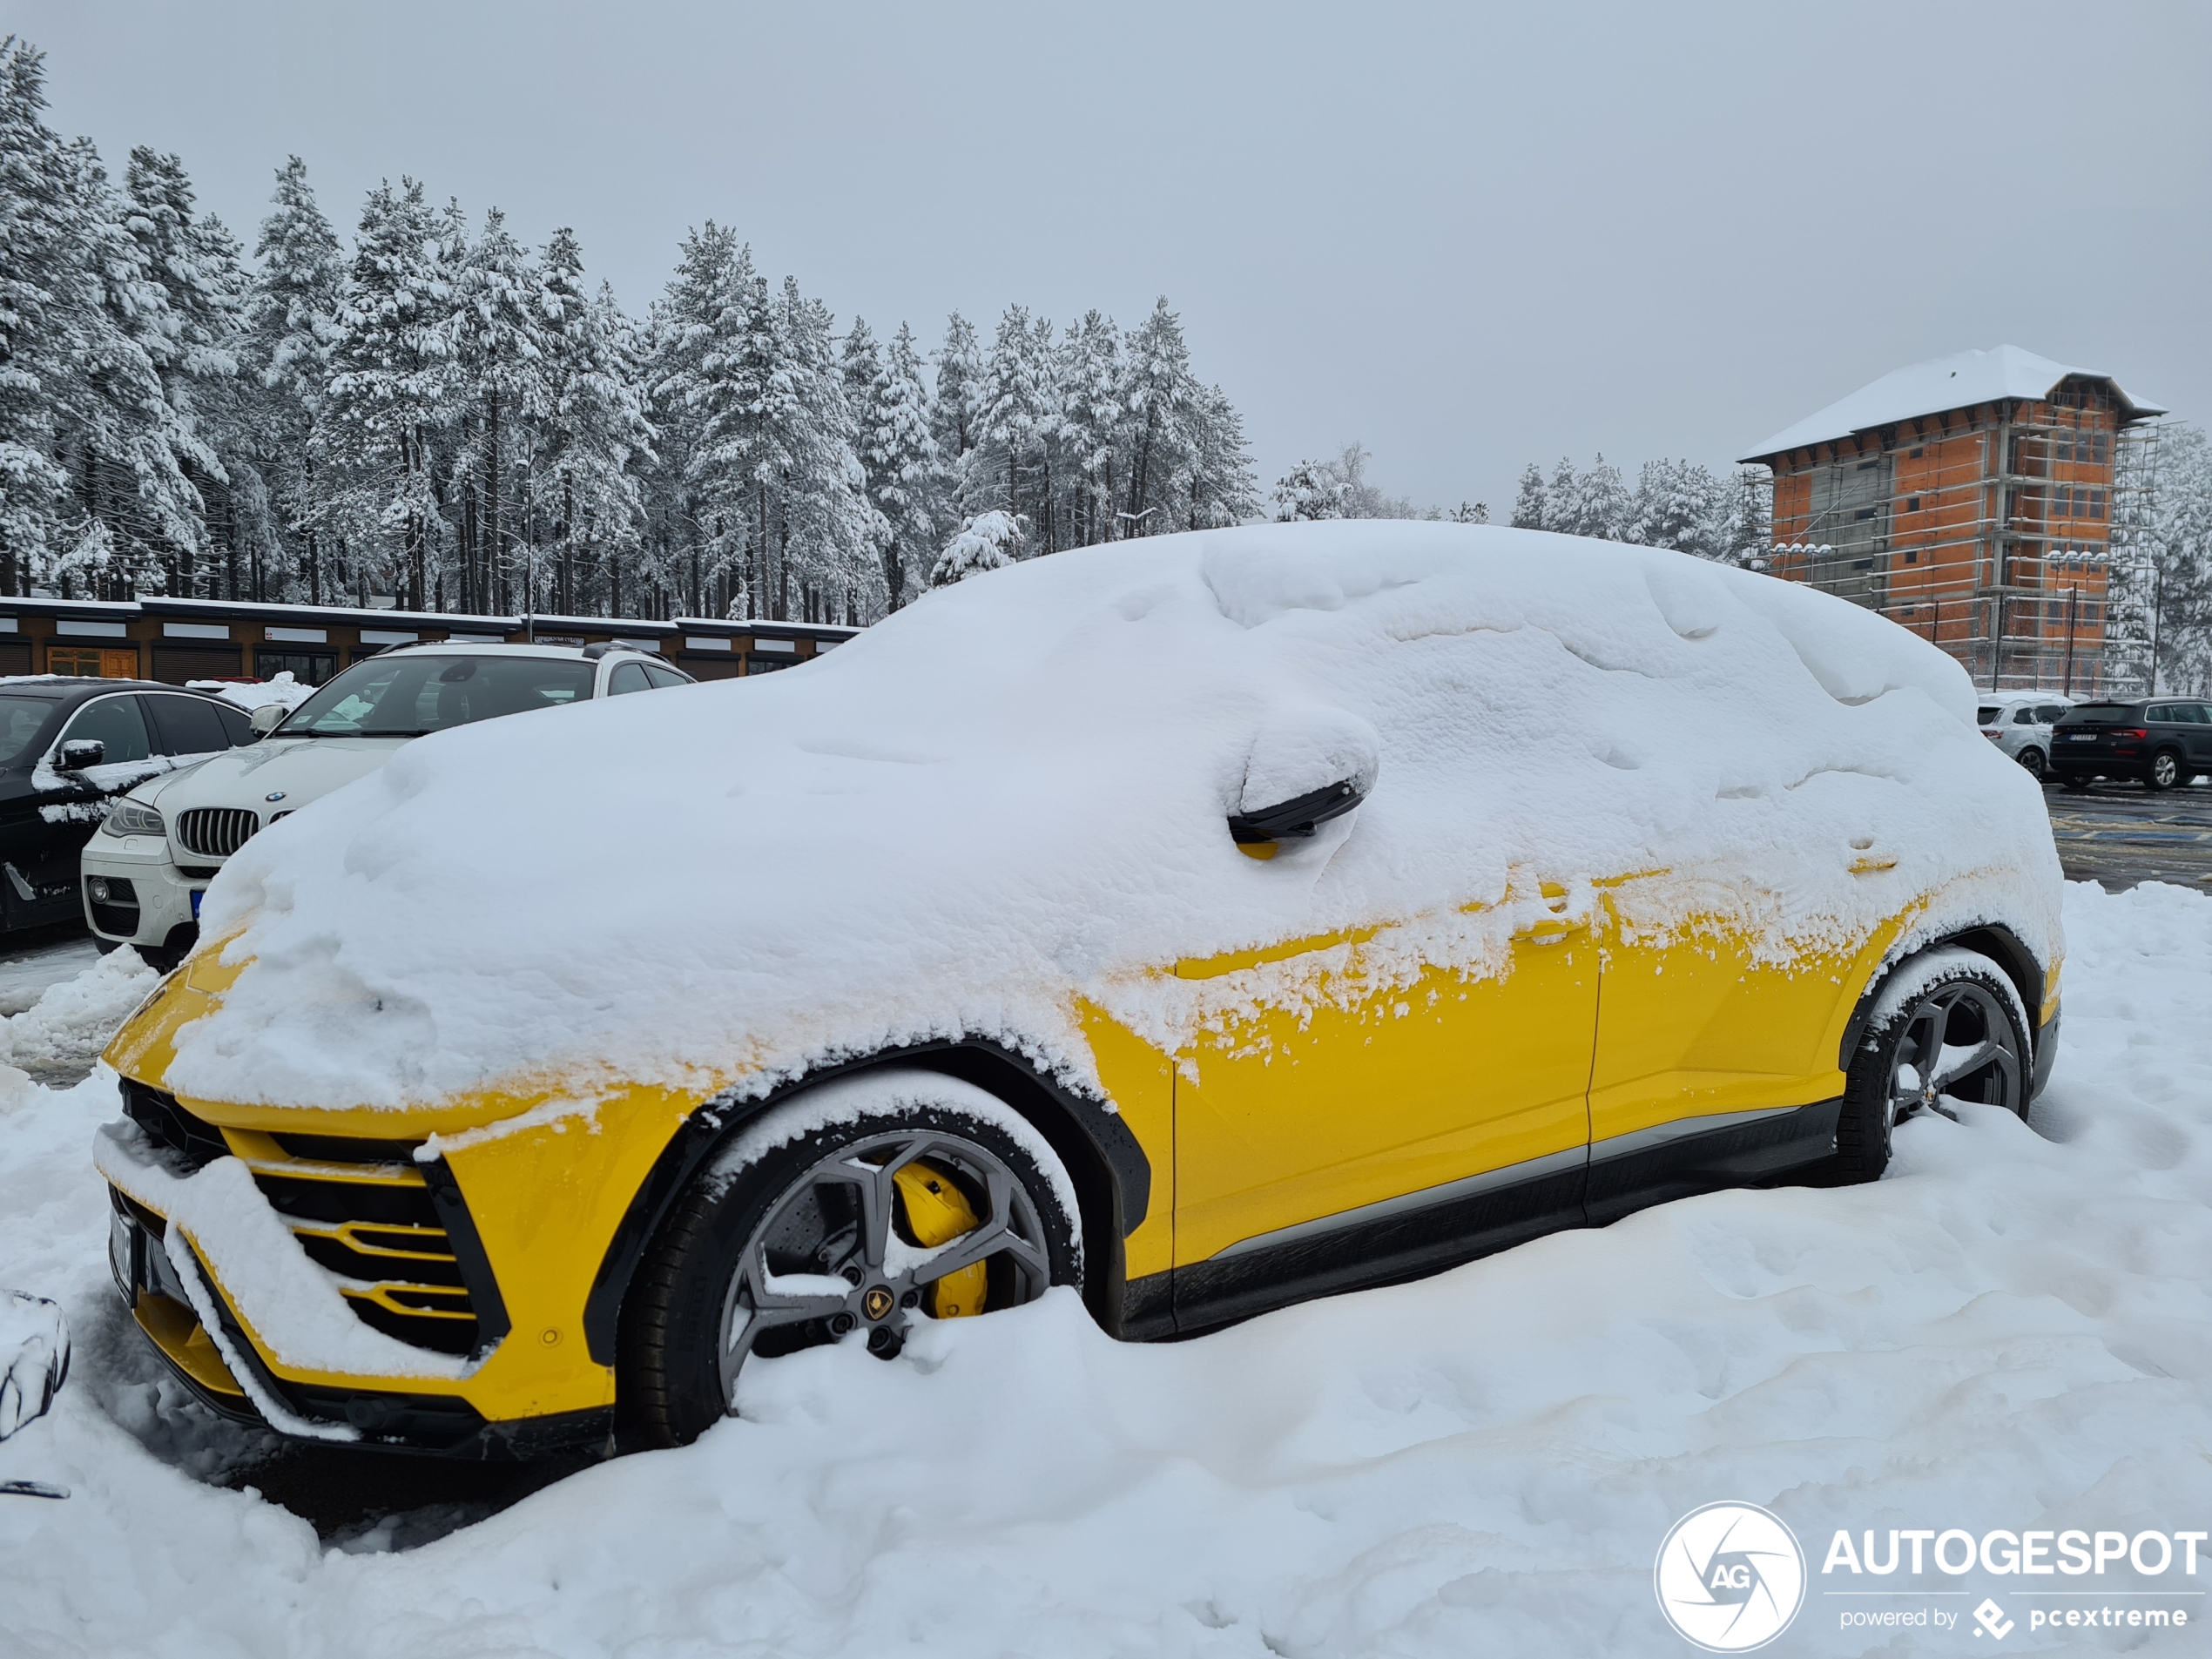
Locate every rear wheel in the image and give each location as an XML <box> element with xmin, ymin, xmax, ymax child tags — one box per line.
<box><xmin>2061</xmin><ymin>773</ymin><xmax>2093</xmax><ymax>792</ymax></box>
<box><xmin>1831</xmin><ymin>949</ymin><xmax>2029</xmax><ymax>1183</ymax></box>
<box><xmin>2146</xmin><ymin>749</ymin><xmax>2182</xmax><ymax>791</ymax></box>
<box><xmin>620</xmin><ymin>1069</ymin><xmax>1082</xmax><ymax>1448</ymax></box>
<box><xmin>2017</xmin><ymin>746</ymin><xmax>2047</xmax><ymax>779</ymax></box>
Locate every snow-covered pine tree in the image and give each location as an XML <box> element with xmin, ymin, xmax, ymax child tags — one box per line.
<box><xmin>1180</xmin><ymin>384</ymin><xmax>1259</xmax><ymax>529</ymax></box>
<box><xmin>1449</xmin><ymin>501</ymin><xmax>1489</xmax><ymax>523</ymax></box>
<box><xmin>772</xmin><ymin>278</ymin><xmax>873</xmax><ymax>623</ymax></box>
<box><xmin>932</xmin><ymin>313</ymin><xmax>983</xmax><ymax>528</ymax></box>
<box><xmin>119</xmin><ymin>146</ymin><xmax>244</xmax><ymax>595</ymax></box>
<box><xmin>535</xmin><ymin>228</ymin><xmax>651</xmax><ymax>617</ymax></box>
<box><xmin>645</xmin><ymin>222</ymin><xmax>741</xmax><ymax>617</ymax></box>
<box><xmin>0</xmin><ymin>37</ymin><xmax>106</xmax><ymax>591</ymax></box>
<box><xmin>1055</xmin><ymin>312</ymin><xmax>1122</xmax><ymax>546</ymax></box>
<box><xmin>933</xmin><ymin>509</ymin><xmax>1022</xmax><ymax>585</ymax></box>
<box><xmin>1629</xmin><ymin>457</ymin><xmax>1723</xmax><ymax>557</ymax></box>
<box><xmin>1509</xmin><ymin>463</ymin><xmax>1548</xmax><ymax>529</ymax></box>
<box><xmin>450</xmin><ymin>206</ymin><xmax>550</xmax><ymax>614</ymax></box>
<box><xmin>856</xmin><ymin>321</ymin><xmax>942</xmax><ymax>611</ymax></box>
<box><xmin>969</xmin><ymin>306</ymin><xmax>1057</xmax><ymax>554</ymax></box>
<box><xmin>1117</xmin><ymin>298</ymin><xmax>1196</xmax><ymax>538</ymax></box>
<box><xmin>246</xmin><ymin>156</ymin><xmax>345</xmax><ymax>603</ymax></box>
<box><xmin>1273</xmin><ymin>458</ymin><xmax>1345</xmax><ymax>521</ymax></box>
<box><xmin>319</xmin><ymin>178</ymin><xmax>458</xmax><ymax>610</ymax></box>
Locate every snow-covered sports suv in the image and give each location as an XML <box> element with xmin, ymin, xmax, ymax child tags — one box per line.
<box><xmin>82</xmin><ymin>643</ymin><xmax>691</xmax><ymax>967</ymax></box>
<box><xmin>94</xmin><ymin>524</ymin><xmax>2064</xmax><ymax>1459</ymax></box>
<box><xmin>1975</xmin><ymin>692</ymin><xmax>2072</xmax><ymax>779</ymax></box>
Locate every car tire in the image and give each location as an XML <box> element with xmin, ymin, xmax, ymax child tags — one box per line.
<box><xmin>2146</xmin><ymin>749</ymin><xmax>2182</xmax><ymax>792</ymax></box>
<box><xmin>2018</xmin><ymin>746</ymin><xmax>2047</xmax><ymax>779</ymax></box>
<box><xmin>1830</xmin><ymin>948</ymin><xmax>2030</xmax><ymax>1184</ymax></box>
<box><xmin>2060</xmin><ymin>774</ymin><xmax>2093</xmax><ymax>792</ymax></box>
<box><xmin>619</xmin><ymin>1069</ymin><xmax>1083</xmax><ymax>1449</ymax></box>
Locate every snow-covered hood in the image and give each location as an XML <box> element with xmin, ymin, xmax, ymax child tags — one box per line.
<box><xmin>145</xmin><ymin>523</ymin><xmax>2065</xmax><ymax>1115</ymax></box>
<box><xmin>138</xmin><ymin>736</ymin><xmax>409</xmax><ymax>826</ymax></box>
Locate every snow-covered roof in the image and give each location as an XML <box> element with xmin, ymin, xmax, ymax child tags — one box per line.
<box><xmin>162</xmin><ymin>523</ymin><xmax>2062</xmax><ymax>1115</ymax></box>
<box><xmin>1741</xmin><ymin>345</ymin><xmax>2168</xmax><ymax>462</ymax></box>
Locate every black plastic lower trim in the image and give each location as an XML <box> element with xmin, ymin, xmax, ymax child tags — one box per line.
<box><xmin>1172</xmin><ymin>1164</ymin><xmax>1587</xmax><ymax>1336</ymax></box>
<box><xmin>1583</xmin><ymin>1097</ymin><xmax>1841</xmax><ymax>1225</ymax></box>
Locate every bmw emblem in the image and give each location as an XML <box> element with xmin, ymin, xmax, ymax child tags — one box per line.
<box><xmin>265</xmin><ymin>791</ymin><xmax>287</xmax><ymax>803</ymax></box>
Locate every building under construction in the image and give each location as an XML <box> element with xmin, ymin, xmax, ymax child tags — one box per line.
<box><xmin>1741</xmin><ymin>346</ymin><xmax>2165</xmax><ymax>695</ymax></box>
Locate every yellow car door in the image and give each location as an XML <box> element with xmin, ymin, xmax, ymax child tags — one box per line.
<box><xmin>1170</xmin><ymin>889</ymin><xmax>1599</xmax><ymax>1328</ymax></box>
<box><xmin>1584</xmin><ymin>874</ymin><xmax>1898</xmax><ymax>1219</ymax></box>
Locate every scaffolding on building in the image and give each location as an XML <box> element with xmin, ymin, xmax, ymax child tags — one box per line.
<box><xmin>1761</xmin><ymin>395</ymin><xmax>2166</xmax><ymax>698</ymax></box>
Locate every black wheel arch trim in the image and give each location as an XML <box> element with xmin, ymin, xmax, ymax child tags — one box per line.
<box><xmin>1838</xmin><ymin>923</ymin><xmax>2047</xmax><ymax>1074</ymax></box>
<box><xmin>583</xmin><ymin>1037</ymin><xmax>1151</xmax><ymax>1366</ymax></box>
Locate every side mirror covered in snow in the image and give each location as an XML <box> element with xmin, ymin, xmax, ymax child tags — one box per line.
<box><xmin>1228</xmin><ymin>705</ymin><xmax>1380</xmax><ymax>846</ymax></box>
<box><xmin>0</xmin><ymin>1291</ymin><xmax>70</xmax><ymax>1443</ymax></box>
<box><xmin>248</xmin><ymin>703</ymin><xmax>287</xmax><ymax>737</ymax></box>
<box><xmin>57</xmin><ymin>739</ymin><xmax>104</xmax><ymax>771</ymax></box>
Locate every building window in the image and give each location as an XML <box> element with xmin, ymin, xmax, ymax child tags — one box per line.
<box><xmin>1906</xmin><ymin>496</ymin><xmax>1921</xmax><ymax>512</ymax></box>
<box><xmin>2090</xmin><ymin>488</ymin><xmax>2106</xmax><ymax>519</ymax></box>
<box><xmin>1908</xmin><ymin>447</ymin><xmax>1924</xmax><ymax>459</ymax></box>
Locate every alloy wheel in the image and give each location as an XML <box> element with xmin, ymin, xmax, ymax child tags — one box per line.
<box><xmin>1882</xmin><ymin>980</ymin><xmax>2024</xmax><ymax>1153</ymax></box>
<box><xmin>2018</xmin><ymin>746</ymin><xmax>2046</xmax><ymax>779</ymax></box>
<box><xmin>714</xmin><ymin>1128</ymin><xmax>1051</xmax><ymax>1406</ymax></box>
<box><xmin>2148</xmin><ymin>751</ymin><xmax>2180</xmax><ymax>790</ymax></box>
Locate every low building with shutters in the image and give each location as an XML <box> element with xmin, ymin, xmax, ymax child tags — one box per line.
<box><xmin>0</xmin><ymin>598</ymin><xmax>856</xmax><ymax>687</ymax></box>
<box><xmin>1740</xmin><ymin>346</ymin><xmax>2166</xmax><ymax>696</ymax></box>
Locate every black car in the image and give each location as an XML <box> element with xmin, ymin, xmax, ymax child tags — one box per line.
<box><xmin>2050</xmin><ymin>697</ymin><xmax>2212</xmax><ymax>792</ymax></box>
<box><xmin>0</xmin><ymin>678</ymin><xmax>255</xmax><ymax>933</ymax></box>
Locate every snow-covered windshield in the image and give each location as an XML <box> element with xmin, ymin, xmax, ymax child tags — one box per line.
<box><xmin>0</xmin><ymin>696</ymin><xmax>57</xmax><ymax>767</ymax></box>
<box><xmin>275</xmin><ymin>655</ymin><xmax>597</xmax><ymax>738</ymax></box>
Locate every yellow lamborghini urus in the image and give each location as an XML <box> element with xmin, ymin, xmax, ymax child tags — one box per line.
<box><xmin>94</xmin><ymin>525</ymin><xmax>2064</xmax><ymax>1455</ymax></box>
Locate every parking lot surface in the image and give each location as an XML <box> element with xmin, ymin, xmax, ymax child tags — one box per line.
<box><xmin>2045</xmin><ymin>779</ymin><xmax>2212</xmax><ymax>892</ymax></box>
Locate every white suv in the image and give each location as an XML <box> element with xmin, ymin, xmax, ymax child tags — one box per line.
<box><xmin>1976</xmin><ymin>692</ymin><xmax>2073</xmax><ymax>781</ymax></box>
<box><xmin>84</xmin><ymin>643</ymin><xmax>691</xmax><ymax>967</ymax></box>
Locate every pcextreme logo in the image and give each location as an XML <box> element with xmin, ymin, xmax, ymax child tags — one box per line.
<box><xmin>1654</xmin><ymin>1502</ymin><xmax>1808</xmax><ymax>1652</ymax></box>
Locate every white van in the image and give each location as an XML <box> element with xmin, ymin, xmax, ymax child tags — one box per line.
<box><xmin>83</xmin><ymin>642</ymin><xmax>690</xmax><ymax>966</ymax></box>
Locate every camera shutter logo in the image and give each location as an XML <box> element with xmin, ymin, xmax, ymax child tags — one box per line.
<box><xmin>1654</xmin><ymin>1501</ymin><xmax>1807</xmax><ymax>1651</ymax></box>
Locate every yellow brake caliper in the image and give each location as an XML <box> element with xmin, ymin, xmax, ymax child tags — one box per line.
<box><xmin>892</xmin><ymin>1160</ymin><xmax>989</xmax><ymax>1318</ymax></box>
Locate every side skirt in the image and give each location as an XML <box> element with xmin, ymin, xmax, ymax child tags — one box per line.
<box><xmin>1170</xmin><ymin>1151</ymin><xmax>1587</xmax><ymax>1337</ymax></box>
<box><xmin>1583</xmin><ymin>1097</ymin><xmax>1841</xmax><ymax>1226</ymax></box>
<box><xmin>1155</xmin><ymin>1098</ymin><xmax>1843</xmax><ymax>1338</ymax></box>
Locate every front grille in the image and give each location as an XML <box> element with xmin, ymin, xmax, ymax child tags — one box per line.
<box><xmin>175</xmin><ymin>807</ymin><xmax>260</xmax><ymax>860</ymax></box>
<box><xmin>122</xmin><ymin>1079</ymin><xmax>231</xmax><ymax>1170</ymax></box>
<box><xmin>253</xmin><ymin>1158</ymin><xmax>486</xmax><ymax>1357</ymax></box>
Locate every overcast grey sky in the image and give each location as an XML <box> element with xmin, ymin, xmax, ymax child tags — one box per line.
<box><xmin>10</xmin><ymin>2</ymin><xmax>2208</xmax><ymax>514</ymax></box>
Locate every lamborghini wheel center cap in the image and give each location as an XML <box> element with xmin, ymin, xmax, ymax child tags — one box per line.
<box><xmin>862</xmin><ymin>1285</ymin><xmax>894</xmax><ymax>1322</ymax></box>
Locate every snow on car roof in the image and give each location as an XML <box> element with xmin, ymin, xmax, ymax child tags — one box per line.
<box><xmin>1741</xmin><ymin>344</ymin><xmax>2167</xmax><ymax>462</ymax></box>
<box><xmin>171</xmin><ymin>523</ymin><xmax>2063</xmax><ymax>1114</ymax></box>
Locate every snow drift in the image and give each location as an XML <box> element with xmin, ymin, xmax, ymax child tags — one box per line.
<box><xmin>165</xmin><ymin>522</ymin><xmax>2061</xmax><ymax>1113</ymax></box>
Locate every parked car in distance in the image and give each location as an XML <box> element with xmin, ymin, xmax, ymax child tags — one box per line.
<box><xmin>1974</xmin><ymin>693</ymin><xmax>2072</xmax><ymax>779</ymax></box>
<box><xmin>0</xmin><ymin>678</ymin><xmax>254</xmax><ymax>936</ymax></box>
<box><xmin>2048</xmin><ymin>698</ymin><xmax>2212</xmax><ymax>792</ymax></box>
<box><xmin>83</xmin><ymin>643</ymin><xmax>692</xmax><ymax>967</ymax></box>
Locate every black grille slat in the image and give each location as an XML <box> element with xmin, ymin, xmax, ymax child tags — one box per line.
<box><xmin>121</xmin><ymin>1080</ymin><xmax>230</xmax><ymax>1170</ymax></box>
<box><xmin>176</xmin><ymin>807</ymin><xmax>260</xmax><ymax>860</ymax></box>
<box><xmin>253</xmin><ymin>1174</ymin><xmax>440</xmax><ymax>1228</ymax></box>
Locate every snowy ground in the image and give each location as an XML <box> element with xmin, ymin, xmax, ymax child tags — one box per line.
<box><xmin>1</xmin><ymin>881</ymin><xmax>2208</xmax><ymax>1656</ymax></box>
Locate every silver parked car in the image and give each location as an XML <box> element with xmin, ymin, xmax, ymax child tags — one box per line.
<box><xmin>1976</xmin><ymin>692</ymin><xmax>2072</xmax><ymax>780</ymax></box>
